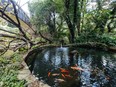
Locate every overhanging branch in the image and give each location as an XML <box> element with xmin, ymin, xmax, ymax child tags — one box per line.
<box><xmin>39</xmin><ymin>32</ymin><xmax>52</xmax><ymax>43</ymax></box>
<box><xmin>0</xmin><ymin>27</ymin><xmax>21</xmax><ymax>36</ymax></box>
<box><xmin>0</xmin><ymin>34</ymin><xmax>26</xmax><ymax>42</ymax></box>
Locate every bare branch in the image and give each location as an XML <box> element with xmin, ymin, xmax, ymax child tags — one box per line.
<box><xmin>3</xmin><ymin>3</ymin><xmax>9</xmax><ymax>12</ymax></box>
<box><xmin>0</xmin><ymin>39</ymin><xmax>15</xmax><ymax>56</ymax></box>
<box><xmin>0</xmin><ymin>0</ymin><xmax>34</xmax><ymax>47</ymax></box>
<box><xmin>0</xmin><ymin>34</ymin><xmax>26</xmax><ymax>42</ymax></box>
<box><xmin>39</xmin><ymin>32</ymin><xmax>52</xmax><ymax>43</ymax></box>
<box><xmin>13</xmin><ymin>42</ymin><xmax>26</xmax><ymax>52</ymax></box>
<box><xmin>0</xmin><ymin>27</ymin><xmax>21</xmax><ymax>36</ymax></box>
<box><xmin>10</xmin><ymin>0</ymin><xmax>32</xmax><ymax>43</ymax></box>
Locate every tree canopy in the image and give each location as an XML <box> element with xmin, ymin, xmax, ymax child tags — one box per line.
<box><xmin>29</xmin><ymin>0</ymin><xmax>116</xmax><ymax>44</ymax></box>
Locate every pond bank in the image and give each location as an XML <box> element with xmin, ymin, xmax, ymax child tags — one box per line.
<box><xmin>21</xmin><ymin>42</ymin><xmax>116</xmax><ymax>87</ymax></box>
<box><xmin>31</xmin><ymin>42</ymin><xmax>116</xmax><ymax>52</ymax></box>
<box><xmin>18</xmin><ymin>61</ymin><xmax>50</xmax><ymax>87</ymax></box>
<box><xmin>25</xmin><ymin>42</ymin><xmax>116</xmax><ymax>73</ymax></box>
<box><xmin>24</xmin><ymin>44</ymin><xmax>116</xmax><ymax>87</ymax></box>
<box><xmin>0</xmin><ymin>50</ymin><xmax>50</xmax><ymax>87</ymax></box>
<box><xmin>65</xmin><ymin>42</ymin><xmax>116</xmax><ymax>52</ymax></box>
<box><xmin>18</xmin><ymin>49</ymin><xmax>50</xmax><ymax>87</ymax></box>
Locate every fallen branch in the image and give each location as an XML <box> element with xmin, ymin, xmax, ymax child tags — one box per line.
<box><xmin>0</xmin><ymin>39</ymin><xmax>15</xmax><ymax>56</ymax></box>
<box><xmin>10</xmin><ymin>0</ymin><xmax>33</xmax><ymax>46</ymax></box>
<box><xmin>34</xmin><ymin>41</ymin><xmax>46</xmax><ymax>45</ymax></box>
<box><xmin>13</xmin><ymin>42</ymin><xmax>27</xmax><ymax>52</ymax></box>
<box><xmin>0</xmin><ymin>27</ymin><xmax>21</xmax><ymax>36</ymax></box>
<box><xmin>0</xmin><ymin>0</ymin><xmax>34</xmax><ymax>47</ymax></box>
<box><xmin>0</xmin><ymin>33</ymin><xmax>26</xmax><ymax>42</ymax></box>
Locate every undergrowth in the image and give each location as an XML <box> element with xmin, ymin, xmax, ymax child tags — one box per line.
<box><xmin>76</xmin><ymin>32</ymin><xmax>116</xmax><ymax>46</ymax></box>
<box><xmin>0</xmin><ymin>53</ymin><xmax>26</xmax><ymax>87</ymax></box>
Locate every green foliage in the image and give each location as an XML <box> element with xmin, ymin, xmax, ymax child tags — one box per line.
<box><xmin>0</xmin><ymin>68</ymin><xmax>26</xmax><ymax>87</ymax></box>
<box><xmin>28</xmin><ymin>0</ymin><xmax>116</xmax><ymax>45</ymax></box>
<box><xmin>76</xmin><ymin>32</ymin><xmax>116</xmax><ymax>46</ymax></box>
<box><xmin>83</xmin><ymin>9</ymin><xmax>111</xmax><ymax>33</ymax></box>
<box><xmin>18</xmin><ymin>47</ymin><xmax>28</xmax><ymax>53</ymax></box>
<box><xmin>0</xmin><ymin>53</ymin><xmax>26</xmax><ymax>87</ymax></box>
<box><xmin>29</xmin><ymin>0</ymin><xmax>56</xmax><ymax>30</ymax></box>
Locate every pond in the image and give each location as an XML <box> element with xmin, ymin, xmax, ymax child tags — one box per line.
<box><xmin>28</xmin><ymin>47</ymin><xmax>116</xmax><ymax>87</ymax></box>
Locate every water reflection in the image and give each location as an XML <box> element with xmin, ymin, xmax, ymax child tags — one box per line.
<box><xmin>32</xmin><ymin>47</ymin><xmax>116</xmax><ymax>87</ymax></box>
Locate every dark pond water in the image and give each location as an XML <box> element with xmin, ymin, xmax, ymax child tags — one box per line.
<box><xmin>30</xmin><ymin>47</ymin><xmax>116</xmax><ymax>87</ymax></box>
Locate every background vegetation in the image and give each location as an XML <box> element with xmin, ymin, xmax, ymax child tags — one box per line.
<box><xmin>0</xmin><ymin>0</ymin><xmax>116</xmax><ymax>86</ymax></box>
<box><xmin>29</xmin><ymin>0</ymin><xmax>116</xmax><ymax>45</ymax></box>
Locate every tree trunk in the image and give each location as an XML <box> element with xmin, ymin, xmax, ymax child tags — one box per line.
<box><xmin>64</xmin><ymin>0</ymin><xmax>75</xmax><ymax>43</ymax></box>
<box><xmin>81</xmin><ymin>0</ymin><xmax>86</xmax><ymax>33</ymax></box>
<box><xmin>76</xmin><ymin>0</ymin><xmax>81</xmax><ymax>36</ymax></box>
<box><xmin>65</xmin><ymin>15</ymin><xmax>75</xmax><ymax>43</ymax></box>
<box><xmin>73</xmin><ymin>0</ymin><xmax>77</xmax><ymax>38</ymax></box>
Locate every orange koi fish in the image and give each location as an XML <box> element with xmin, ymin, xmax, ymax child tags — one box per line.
<box><xmin>71</xmin><ymin>66</ymin><xmax>84</xmax><ymax>71</ymax></box>
<box><xmin>55</xmin><ymin>79</ymin><xmax>66</xmax><ymax>83</ymax></box>
<box><xmin>61</xmin><ymin>74</ymin><xmax>65</xmax><ymax>78</ymax></box>
<box><xmin>64</xmin><ymin>75</ymin><xmax>72</xmax><ymax>79</ymax></box>
<box><xmin>52</xmin><ymin>73</ymin><xmax>60</xmax><ymax>76</ymax></box>
<box><xmin>60</xmin><ymin>68</ymin><xmax>69</xmax><ymax>74</ymax></box>
<box><xmin>106</xmin><ymin>76</ymin><xmax>110</xmax><ymax>80</ymax></box>
<box><xmin>48</xmin><ymin>72</ymin><xmax>51</xmax><ymax>77</ymax></box>
<box><xmin>74</xmin><ymin>64</ymin><xmax>78</xmax><ymax>67</ymax></box>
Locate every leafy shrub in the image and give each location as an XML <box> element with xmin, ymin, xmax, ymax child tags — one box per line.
<box><xmin>0</xmin><ymin>53</ymin><xmax>26</xmax><ymax>87</ymax></box>
<box><xmin>76</xmin><ymin>32</ymin><xmax>116</xmax><ymax>46</ymax></box>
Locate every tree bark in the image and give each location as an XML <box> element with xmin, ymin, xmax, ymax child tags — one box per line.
<box><xmin>39</xmin><ymin>32</ymin><xmax>52</xmax><ymax>43</ymax></box>
<box><xmin>10</xmin><ymin>0</ymin><xmax>33</xmax><ymax>46</ymax></box>
<box><xmin>0</xmin><ymin>34</ymin><xmax>27</xmax><ymax>42</ymax></box>
<box><xmin>73</xmin><ymin>0</ymin><xmax>77</xmax><ymax>38</ymax></box>
<box><xmin>64</xmin><ymin>0</ymin><xmax>75</xmax><ymax>43</ymax></box>
<box><xmin>76</xmin><ymin>0</ymin><xmax>81</xmax><ymax>36</ymax></box>
<box><xmin>0</xmin><ymin>28</ymin><xmax>21</xmax><ymax>36</ymax></box>
<box><xmin>65</xmin><ymin>15</ymin><xmax>75</xmax><ymax>43</ymax></box>
<box><xmin>0</xmin><ymin>0</ymin><xmax>34</xmax><ymax>48</ymax></box>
